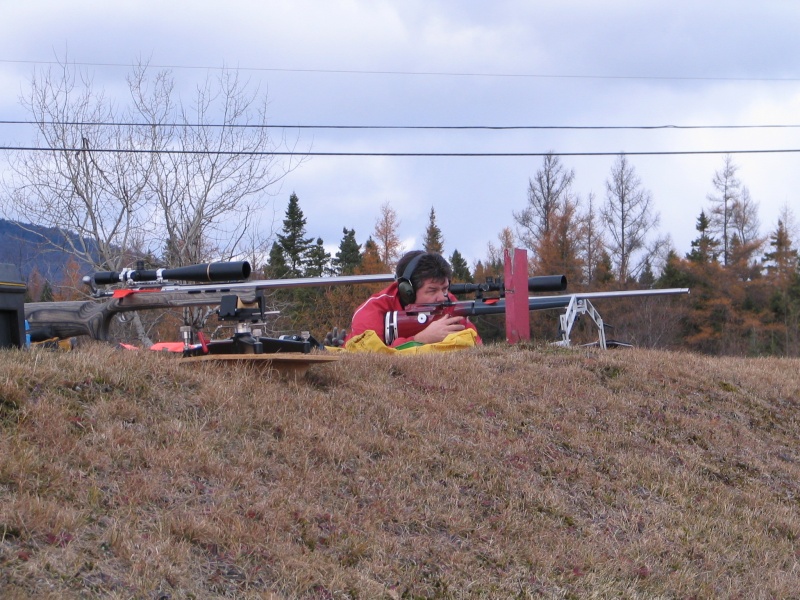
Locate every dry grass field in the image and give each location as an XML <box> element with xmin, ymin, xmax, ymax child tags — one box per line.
<box><xmin>1</xmin><ymin>342</ymin><xmax>799</xmax><ymax>599</ymax></box>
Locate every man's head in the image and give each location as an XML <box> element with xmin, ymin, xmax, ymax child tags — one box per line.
<box><xmin>395</xmin><ymin>251</ymin><xmax>453</xmax><ymax>305</ymax></box>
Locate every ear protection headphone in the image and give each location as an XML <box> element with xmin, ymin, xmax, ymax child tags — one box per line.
<box><xmin>397</xmin><ymin>253</ymin><xmax>425</xmax><ymax>306</ymax></box>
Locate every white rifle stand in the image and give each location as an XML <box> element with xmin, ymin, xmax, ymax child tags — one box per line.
<box><xmin>555</xmin><ymin>295</ymin><xmax>607</xmax><ymax>349</ymax></box>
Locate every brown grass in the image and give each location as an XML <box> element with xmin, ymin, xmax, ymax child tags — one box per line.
<box><xmin>1</xmin><ymin>342</ymin><xmax>799</xmax><ymax>598</ymax></box>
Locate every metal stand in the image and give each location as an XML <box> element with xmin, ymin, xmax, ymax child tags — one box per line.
<box><xmin>556</xmin><ymin>296</ymin><xmax>608</xmax><ymax>349</ymax></box>
<box><xmin>181</xmin><ymin>293</ymin><xmax>320</xmax><ymax>356</ymax></box>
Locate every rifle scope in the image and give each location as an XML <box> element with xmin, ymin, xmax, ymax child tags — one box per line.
<box><xmin>93</xmin><ymin>261</ymin><xmax>252</xmax><ymax>285</ymax></box>
<box><xmin>450</xmin><ymin>275</ymin><xmax>567</xmax><ymax>295</ymax></box>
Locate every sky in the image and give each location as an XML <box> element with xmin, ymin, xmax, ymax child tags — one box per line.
<box><xmin>2</xmin><ymin>0</ymin><xmax>800</xmax><ymax>270</ymax></box>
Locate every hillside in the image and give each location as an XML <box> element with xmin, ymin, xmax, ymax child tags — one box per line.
<box><xmin>0</xmin><ymin>219</ymin><xmax>95</xmax><ymax>283</ymax></box>
<box><xmin>1</xmin><ymin>343</ymin><xmax>799</xmax><ymax>598</ymax></box>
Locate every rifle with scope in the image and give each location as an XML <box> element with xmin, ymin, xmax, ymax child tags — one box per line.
<box><xmin>24</xmin><ymin>260</ymin><xmax>394</xmax><ymax>345</ymax></box>
<box><xmin>384</xmin><ymin>275</ymin><xmax>690</xmax><ymax>346</ymax></box>
<box><xmin>384</xmin><ymin>275</ymin><xmax>567</xmax><ymax>344</ymax></box>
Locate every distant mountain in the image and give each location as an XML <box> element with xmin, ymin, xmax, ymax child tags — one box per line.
<box><xmin>0</xmin><ymin>219</ymin><xmax>95</xmax><ymax>284</ymax></box>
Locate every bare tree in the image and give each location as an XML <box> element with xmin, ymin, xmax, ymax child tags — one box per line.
<box><xmin>131</xmin><ymin>64</ymin><xmax>296</xmax><ymax>266</ymax></box>
<box><xmin>731</xmin><ymin>186</ymin><xmax>760</xmax><ymax>246</ymax></box>
<box><xmin>707</xmin><ymin>154</ymin><xmax>742</xmax><ymax>266</ymax></box>
<box><xmin>484</xmin><ymin>227</ymin><xmax>516</xmax><ymax>277</ymax></box>
<box><xmin>514</xmin><ymin>152</ymin><xmax>575</xmax><ymax>251</ymax></box>
<box><xmin>2</xmin><ymin>57</ymin><xmax>297</xmax><ymax>272</ymax></box>
<box><xmin>373</xmin><ymin>202</ymin><xmax>403</xmax><ymax>268</ymax></box>
<box><xmin>3</xmin><ymin>59</ymin><xmax>152</xmax><ymax>272</ymax></box>
<box><xmin>3</xmin><ymin>57</ymin><xmax>300</xmax><ymax>345</ymax></box>
<box><xmin>602</xmin><ymin>154</ymin><xmax>661</xmax><ymax>285</ymax></box>
<box><xmin>579</xmin><ymin>192</ymin><xmax>606</xmax><ymax>287</ymax></box>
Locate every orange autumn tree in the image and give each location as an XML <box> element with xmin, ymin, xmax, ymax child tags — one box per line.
<box><xmin>54</xmin><ymin>256</ymin><xmax>86</xmax><ymax>301</ymax></box>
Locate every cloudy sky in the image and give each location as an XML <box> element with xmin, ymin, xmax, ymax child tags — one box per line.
<box><xmin>2</xmin><ymin>0</ymin><xmax>799</xmax><ymax>268</ymax></box>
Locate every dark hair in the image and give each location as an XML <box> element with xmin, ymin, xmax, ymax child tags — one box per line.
<box><xmin>395</xmin><ymin>251</ymin><xmax>452</xmax><ymax>290</ymax></box>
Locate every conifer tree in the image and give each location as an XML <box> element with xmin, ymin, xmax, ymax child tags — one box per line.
<box><xmin>762</xmin><ymin>219</ymin><xmax>798</xmax><ymax>284</ymax></box>
<box><xmin>449</xmin><ymin>249</ymin><xmax>473</xmax><ymax>283</ymax></box>
<box><xmin>304</xmin><ymin>238</ymin><xmax>331</xmax><ymax>277</ymax></box>
<box><xmin>40</xmin><ymin>280</ymin><xmax>54</xmax><ymax>302</ymax></box>
<box><xmin>359</xmin><ymin>237</ymin><xmax>387</xmax><ymax>274</ymax></box>
<box><xmin>423</xmin><ymin>207</ymin><xmax>444</xmax><ymax>255</ymax></box>
<box><xmin>333</xmin><ymin>228</ymin><xmax>362</xmax><ymax>275</ymax></box>
<box><xmin>264</xmin><ymin>241</ymin><xmax>289</xmax><ymax>279</ymax></box>
<box><xmin>638</xmin><ymin>260</ymin><xmax>655</xmax><ymax>288</ymax></box>
<box><xmin>277</xmin><ymin>193</ymin><xmax>313</xmax><ymax>277</ymax></box>
<box><xmin>592</xmin><ymin>251</ymin><xmax>615</xmax><ymax>288</ymax></box>
<box><xmin>687</xmin><ymin>210</ymin><xmax>720</xmax><ymax>264</ymax></box>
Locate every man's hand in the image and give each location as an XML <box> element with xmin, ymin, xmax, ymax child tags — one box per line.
<box><xmin>323</xmin><ymin>327</ymin><xmax>347</xmax><ymax>347</ymax></box>
<box><xmin>413</xmin><ymin>315</ymin><xmax>466</xmax><ymax>344</ymax></box>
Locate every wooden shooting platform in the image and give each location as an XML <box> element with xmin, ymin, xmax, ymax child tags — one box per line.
<box><xmin>179</xmin><ymin>353</ymin><xmax>339</xmax><ymax>378</ymax></box>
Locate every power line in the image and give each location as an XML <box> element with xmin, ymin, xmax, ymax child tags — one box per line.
<box><xmin>1</xmin><ymin>58</ymin><xmax>798</xmax><ymax>83</ymax></box>
<box><xmin>2</xmin><ymin>120</ymin><xmax>800</xmax><ymax>131</ymax></box>
<box><xmin>2</xmin><ymin>145</ymin><xmax>800</xmax><ymax>157</ymax></box>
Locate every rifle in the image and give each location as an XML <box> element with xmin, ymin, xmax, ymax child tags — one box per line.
<box><xmin>384</xmin><ymin>285</ymin><xmax>689</xmax><ymax>346</ymax></box>
<box><xmin>384</xmin><ymin>274</ymin><xmax>567</xmax><ymax>344</ymax></box>
<box><xmin>25</xmin><ymin>261</ymin><xmax>394</xmax><ymax>344</ymax></box>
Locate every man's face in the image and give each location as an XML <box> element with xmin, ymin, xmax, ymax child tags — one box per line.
<box><xmin>414</xmin><ymin>277</ymin><xmax>450</xmax><ymax>303</ymax></box>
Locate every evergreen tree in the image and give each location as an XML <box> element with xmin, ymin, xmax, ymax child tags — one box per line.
<box><xmin>657</xmin><ymin>250</ymin><xmax>693</xmax><ymax>289</ymax></box>
<box><xmin>277</xmin><ymin>193</ymin><xmax>313</xmax><ymax>277</ymax></box>
<box><xmin>762</xmin><ymin>219</ymin><xmax>799</xmax><ymax>284</ymax></box>
<box><xmin>687</xmin><ymin>210</ymin><xmax>720</xmax><ymax>264</ymax></box>
<box><xmin>592</xmin><ymin>251</ymin><xmax>615</xmax><ymax>288</ymax></box>
<box><xmin>359</xmin><ymin>237</ymin><xmax>387</xmax><ymax>274</ymax></box>
<box><xmin>333</xmin><ymin>228</ymin><xmax>362</xmax><ymax>275</ymax></box>
<box><xmin>638</xmin><ymin>259</ymin><xmax>655</xmax><ymax>288</ymax></box>
<box><xmin>449</xmin><ymin>249</ymin><xmax>473</xmax><ymax>283</ymax></box>
<box><xmin>423</xmin><ymin>207</ymin><xmax>444</xmax><ymax>255</ymax></box>
<box><xmin>40</xmin><ymin>280</ymin><xmax>54</xmax><ymax>302</ymax></box>
<box><xmin>264</xmin><ymin>241</ymin><xmax>289</xmax><ymax>279</ymax></box>
<box><xmin>305</xmin><ymin>238</ymin><xmax>331</xmax><ymax>277</ymax></box>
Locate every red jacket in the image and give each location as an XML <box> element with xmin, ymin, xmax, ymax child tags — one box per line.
<box><xmin>346</xmin><ymin>281</ymin><xmax>481</xmax><ymax>347</ymax></box>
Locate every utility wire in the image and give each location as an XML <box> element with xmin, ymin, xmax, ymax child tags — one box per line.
<box><xmin>1</xmin><ymin>59</ymin><xmax>799</xmax><ymax>83</ymax></box>
<box><xmin>2</xmin><ymin>145</ymin><xmax>800</xmax><ymax>157</ymax></box>
<box><xmin>2</xmin><ymin>119</ymin><xmax>800</xmax><ymax>131</ymax></box>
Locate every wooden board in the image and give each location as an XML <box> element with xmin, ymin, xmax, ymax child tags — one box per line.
<box><xmin>178</xmin><ymin>353</ymin><xmax>339</xmax><ymax>378</ymax></box>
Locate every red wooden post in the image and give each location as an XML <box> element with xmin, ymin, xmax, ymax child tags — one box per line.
<box><xmin>504</xmin><ymin>248</ymin><xmax>530</xmax><ymax>343</ymax></box>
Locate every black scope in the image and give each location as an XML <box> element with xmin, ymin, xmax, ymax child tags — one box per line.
<box><xmin>450</xmin><ymin>274</ymin><xmax>567</xmax><ymax>295</ymax></box>
<box><xmin>92</xmin><ymin>261</ymin><xmax>252</xmax><ymax>285</ymax></box>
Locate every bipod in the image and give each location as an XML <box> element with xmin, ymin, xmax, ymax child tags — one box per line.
<box><xmin>555</xmin><ymin>296</ymin><xmax>610</xmax><ymax>349</ymax></box>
